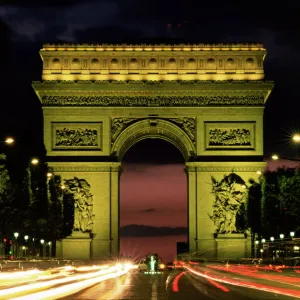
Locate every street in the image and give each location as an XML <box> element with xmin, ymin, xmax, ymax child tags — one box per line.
<box><xmin>62</xmin><ymin>265</ymin><xmax>300</xmax><ymax>300</ymax></box>
<box><xmin>0</xmin><ymin>261</ymin><xmax>300</xmax><ymax>299</ymax></box>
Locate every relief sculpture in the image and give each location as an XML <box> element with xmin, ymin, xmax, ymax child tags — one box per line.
<box><xmin>55</xmin><ymin>128</ymin><xmax>98</xmax><ymax>147</ymax></box>
<box><xmin>42</xmin><ymin>95</ymin><xmax>265</xmax><ymax>107</ymax></box>
<box><xmin>171</xmin><ymin>117</ymin><xmax>196</xmax><ymax>143</ymax></box>
<box><xmin>210</xmin><ymin>173</ymin><xmax>247</xmax><ymax>234</ymax></box>
<box><xmin>64</xmin><ymin>177</ymin><xmax>95</xmax><ymax>232</ymax></box>
<box><xmin>209</xmin><ymin>128</ymin><xmax>251</xmax><ymax>146</ymax></box>
<box><xmin>111</xmin><ymin>118</ymin><xmax>137</xmax><ymax>142</ymax></box>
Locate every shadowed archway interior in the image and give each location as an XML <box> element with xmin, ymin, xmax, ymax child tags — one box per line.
<box><xmin>119</xmin><ymin>139</ymin><xmax>187</xmax><ymax>261</ymax></box>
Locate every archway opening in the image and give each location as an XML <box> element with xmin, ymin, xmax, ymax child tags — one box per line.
<box><xmin>120</xmin><ymin>138</ymin><xmax>187</xmax><ymax>262</ymax></box>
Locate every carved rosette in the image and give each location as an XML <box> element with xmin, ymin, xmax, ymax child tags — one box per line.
<box><xmin>63</xmin><ymin>177</ymin><xmax>95</xmax><ymax>233</ymax></box>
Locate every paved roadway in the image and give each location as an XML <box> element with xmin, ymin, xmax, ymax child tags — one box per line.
<box><xmin>62</xmin><ymin>268</ymin><xmax>299</xmax><ymax>300</ymax></box>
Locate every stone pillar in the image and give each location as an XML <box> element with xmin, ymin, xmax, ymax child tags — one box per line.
<box><xmin>186</xmin><ymin>163</ymin><xmax>216</xmax><ymax>258</ymax></box>
<box><xmin>186</xmin><ymin>161</ymin><xmax>265</xmax><ymax>260</ymax></box>
<box><xmin>110</xmin><ymin>165</ymin><xmax>121</xmax><ymax>256</ymax></box>
<box><xmin>185</xmin><ymin>165</ymin><xmax>197</xmax><ymax>254</ymax></box>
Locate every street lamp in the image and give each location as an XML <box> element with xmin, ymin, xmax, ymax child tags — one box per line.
<box><xmin>40</xmin><ymin>239</ymin><xmax>45</xmax><ymax>258</ymax></box>
<box><xmin>48</xmin><ymin>241</ymin><xmax>52</xmax><ymax>258</ymax></box>
<box><xmin>14</xmin><ymin>232</ymin><xmax>19</xmax><ymax>258</ymax></box>
<box><xmin>280</xmin><ymin>234</ymin><xmax>285</xmax><ymax>259</ymax></box>
<box><xmin>292</xmin><ymin>134</ymin><xmax>300</xmax><ymax>143</ymax></box>
<box><xmin>255</xmin><ymin>240</ymin><xmax>259</xmax><ymax>258</ymax></box>
<box><xmin>260</xmin><ymin>249</ymin><xmax>264</xmax><ymax>259</ymax></box>
<box><xmin>290</xmin><ymin>231</ymin><xmax>295</xmax><ymax>238</ymax></box>
<box><xmin>31</xmin><ymin>158</ymin><xmax>39</xmax><ymax>165</ymax></box>
<box><xmin>5</xmin><ymin>137</ymin><xmax>14</xmax><ymax>145</ymax></box>
<box><xmin>262</xmin><ymin>238</ymin><xmax>266</xmax><ymax>243</ymax></box>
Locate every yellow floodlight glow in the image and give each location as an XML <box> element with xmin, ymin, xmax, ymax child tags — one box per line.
<box><xmin>292</xmin><ymin>134</ymin><xmax>300</xmax><ymax>143</ymax></box>
<box><xmin>31</xmin><ymin>158</ymin><xmax>39</xmax><ymax>165</ymax></box>
<box><xmin>5</xmin><ymin>137</ymin><xmax>14</xmax><ymax>144</ymax></box>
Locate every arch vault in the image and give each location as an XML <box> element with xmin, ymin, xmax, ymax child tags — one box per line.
<box><xmin>33</xmin><ymin>43</ymin><xmax>273</xmax><ymax>260</ymax></box>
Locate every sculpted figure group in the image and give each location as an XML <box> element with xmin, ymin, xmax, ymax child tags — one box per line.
<box><xmin>210</xmin><ymin>173</ymin><xmax>247</xmax><ymax>234</ymax></box>
<box><xmin>64</xmin><ymin>177</ymin><xmax>95</xmax><ymax>232</ymax></box>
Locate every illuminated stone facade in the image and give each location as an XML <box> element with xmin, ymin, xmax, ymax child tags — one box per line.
<box><xmin>33</xmin><ymin>44</ymin><xmax>273</xmax><ymax>260</ymax></box>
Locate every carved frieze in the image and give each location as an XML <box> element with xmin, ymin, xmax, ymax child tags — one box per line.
<box><xmin>205</xmin><ymin>122</ymin><xmax>255</xmax><ymax>149</ymax></box>
<box><xmin>208</xmin><ymin>128</ymin><xmax>251</xmax><ymax>146</ymax></box>
<box><xmin>41</xmin><ymin>95</ymin><xmax>265</xmax><ymax>107</ymax></box>
<box><xmin>52</xmin><ymin>122</ymin><xmax>102</xmax><ymax>150</ymax></box>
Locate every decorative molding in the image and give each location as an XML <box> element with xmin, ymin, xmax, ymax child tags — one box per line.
<box><xmin>170</xmin><ymin>117</ymin><xmax>196</xmax><ymax>143</ymax></box>
<box><xmin>111</xmin><ymin>119</ymin><xmax>196</xmax><ymax>161</ymax></box>
<box><xmin>111</xmin><ymin>118</ymin><xmax>138</xmax><ymax>142</ymax></box>
<box><xmin>33</xmin><ymin>79</ymin><xmax>274</xmax><ymax>86</ymax></box>
<box><xmin>205</xmin><ymin>122</ymin><xmax>255</xmax><ymax>149</ymax></box>
<box><xmin>111</xmin><ymin>117</ymin><xmax>196</xmax><ymax>144</ymax></box>
<box><xmin>41</xmin><ymin>95</ymin><xmax>265</xmax><ymax>107</ymax></box>
<box><xmin>52</xmin><ymin>122</ymin><xmax>102</xmax><ymax>150</ymax></box>
<box><xmin>50</xmin><ymin>166</ymin><xmax>122</xmax><ymax>172</ymax></box>
<box><xmin>42</xmin><ymin>43</ymin><xmax>265</xmax><ymax>50</ymax></box>
<box><xmin>186</xmin><ymin>166</ymin><xmax>265</xmax><ymax>172</ymax></box>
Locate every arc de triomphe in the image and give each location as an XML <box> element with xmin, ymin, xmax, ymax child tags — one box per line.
<box><xmin>32</xmin><ymin>43</ymin><xmax>273</xmax><ymax>260</ymax></box>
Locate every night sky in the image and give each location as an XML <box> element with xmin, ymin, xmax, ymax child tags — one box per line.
<box><xmin>1</xmin><ymin>1</ymin><xmax>300</xmax><ymax>231</ymax></box>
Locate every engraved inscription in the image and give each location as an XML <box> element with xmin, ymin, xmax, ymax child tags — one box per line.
<box><xmin>208</xmin><ymin>128</ymin><xmax>251</xmax><ymax>146</ymax></box>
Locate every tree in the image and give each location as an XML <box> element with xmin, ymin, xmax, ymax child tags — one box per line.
<box><xmin>277</xmin><ymin>168</ymin><xmax>300</xmax><ymax>234</ymax></box>
<box><xmin>261</xmin><ymin>170</ymin><xmax>281</xmax><ymax>237</ymax></box>
<box><xmin>0</xmin><ymin>154</ymin><xmax>15</xmax><ymax>237</ymax></box>
<box><xmin>246</xmin><ymin>178</ymin><xmax>262</xmax><ymax>236</ymax></box>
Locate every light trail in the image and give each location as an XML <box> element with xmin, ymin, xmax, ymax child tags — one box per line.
<box><xmin>11</xmin><ymin>263</ymin><xmax>134</xmax><ymax>300</ymax></box>
<box><xmin>184</xmin><ymin>264</ymin><xmax>300</xmax><ymax>299</ymax></box>
<box><xmin>0</xmin><ymin>264</ymin><xmax>118</xmax><ymax>299</ymax></box>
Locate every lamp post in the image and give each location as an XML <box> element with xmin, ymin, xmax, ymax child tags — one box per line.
<box><xmin>280</xmin><ymin>234</ymin><xmax>284</xmax><ymax>259</ymax></box>
<box><xmin>24</xmin><ymin>235</ymin><xmax>29</xmax><ymax>258</ymax></box>
<box><xmin>270</xmin><ymin>237</ymin><xmax>275</xmax><ymax>260</ymax></box>
<box><xmin>40</xmin><ymin>239</ymin><xmax>45</xmax><ymax>258</ymax></box>
<box><xmin>260</xmin><ymin>248</ymin><xmax>264</xmax><ymax>259</ymax></box>
<box><xmin>14</xmin><ymin>232</ymin><xmax>19</xmax><ymax>258</ymax></box>
<box><xmin>255</xmin><ymin>240</ymin><xmax>259</xmax><ymax>258</ymax></box>
<box><xmin>48</xmin><ymin>241</ymin><xmax>52</xmax><ymax>258</ymax></box>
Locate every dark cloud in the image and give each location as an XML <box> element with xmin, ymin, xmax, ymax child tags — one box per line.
<box><xmin>140</xmin><ymin>208</ymin><xmax>157</xmax><ymax>213</ymax></box>
<box><xmin>120</xmin><ymin>224</ymin><xmax>187</xmax><ymax>236</ymax></box>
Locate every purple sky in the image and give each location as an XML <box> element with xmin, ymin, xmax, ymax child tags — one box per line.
<box><xmin>120</xmin><ymin>162</ymin><xmax>187</xmax><ymax>228</ymax></box>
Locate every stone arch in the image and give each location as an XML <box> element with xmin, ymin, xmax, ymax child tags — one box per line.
<box><xmin>111</xmin><ymin>119</ymin><xmax>196</xmax><ymax>161</ymax></box>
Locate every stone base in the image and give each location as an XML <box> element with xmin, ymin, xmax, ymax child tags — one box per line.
<box><xmin>56</xmin><ymin>232</ymin><xmax>92</xmax><ymax>260</ymax></box>
<box><xmin>215</xmin><ymin>233</ymin><xmax>251</xmax><ymax>260</ymax></box>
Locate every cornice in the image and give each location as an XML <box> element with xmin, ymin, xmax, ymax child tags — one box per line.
<box><xmin>48</xmin><ymin>162</ymin><xmax>121</xmax><ymax>172</ymax></box>
<box><xmin>32</xmin><ymin>80</ymin><xmax>274</xmax><ymax>93</ymax></box>
<box><xmin>185</xmin><ymin>162</ymin><xmax>266</xmax><ymax>172</ymax></box>
<box><xmin>33</xmin><ymin>80</ymin><xmax>274</xmax><ymax>86</ymax></box>
<box><xmin>42</xmin><ymin>43</ymin><xmax>265</xmax><ymax>52</ymax></box>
